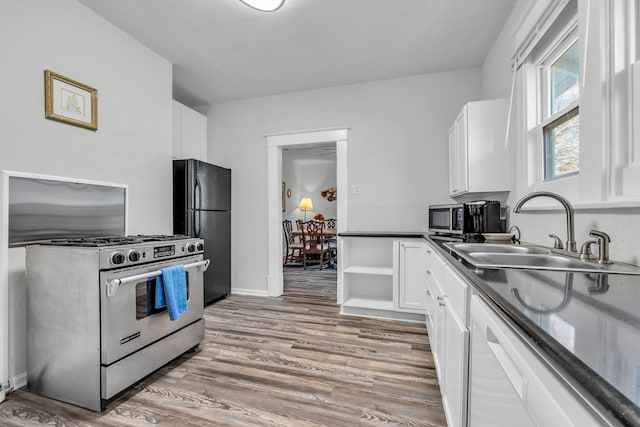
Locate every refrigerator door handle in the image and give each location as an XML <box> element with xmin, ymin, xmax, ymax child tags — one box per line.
<box><xmin>194</xmin><ymin>176</ymin><xmax>202</xmax><ymax>210</ymax></box>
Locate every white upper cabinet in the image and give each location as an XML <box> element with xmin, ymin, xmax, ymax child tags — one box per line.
<box><xmin>172</xmin><ymin>100</ymin><xmax>207</xmax><ymax>161</ymax></box>
<box><xmin>449</xmin><ymin>99</ymin><xmax>509</xmax><ymax>196</ymax></box>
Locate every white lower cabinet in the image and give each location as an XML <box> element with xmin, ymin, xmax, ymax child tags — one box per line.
<box><xmin>469</xmin><ymin>295</ymin><xmax>602</xmax><ymax>427</ymax></box>
<box><xmin>339</xmin><ymin>237</ymin><xmax>426</xmax><ymax>320</ymax></box>
<box><xmin>442</xmin><ymin>298</ymin><xmax>469</xmax><ymax>427</ymax></box>
<box><xmin>469</xmin><ymin>295</ymin><xmax>536</xmax><ymax>427</ymax></box>
<box><xmin>425</xmin><ymin>241</ymin><xmax>470</xmax><ymax>427</ymax></box>
<box><xmin>426</xmin><ymin>243</ymin><xmax>603</xmax><ymax>427</ymax></box>
<box><xmin>396</xmin><ymin>241</ymin><xmax>428</xmax><ymax>312</ymax></box>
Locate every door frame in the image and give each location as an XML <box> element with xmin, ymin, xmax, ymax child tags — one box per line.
<box><xmin>266</xmin><ymin>127</ymin><xmax>349</xmax><ymax>298</ymax></box>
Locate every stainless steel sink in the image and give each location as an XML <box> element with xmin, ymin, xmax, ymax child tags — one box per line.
<box><xmin>444</xmin><ymin>242</ymin><xmax>640</xmax><ymax>275</ymax></box>
<box><xmin>445</xmin><ymin>243</ymin><xmax>550</xmax><ymax>255</ymax></box>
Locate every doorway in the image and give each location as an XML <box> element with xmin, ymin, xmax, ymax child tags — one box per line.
<box><xmin>265</xmin><ymin>128</ymin><xmax>349</xmax><ymax>300</ymax></box>
<box><xmin>282</xmin><ymin>144</ymin><xmax>337</xmax><ymax>298</ymax></box>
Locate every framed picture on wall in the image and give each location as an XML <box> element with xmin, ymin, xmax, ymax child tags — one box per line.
<box><xmin>282</xmin><ymin>182</ymin><xmax>286</xmax><ymax>212</ymax></box>
<box><xmin>44</xmin><ymin>70</ymin><xmax>98</xmax><ymax>131</ymax></box>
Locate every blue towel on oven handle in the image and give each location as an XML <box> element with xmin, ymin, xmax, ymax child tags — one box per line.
<box><xmin>155</xmin><ymin>265</ymin><xmax>187</xmax><ymax>321</ymax></box>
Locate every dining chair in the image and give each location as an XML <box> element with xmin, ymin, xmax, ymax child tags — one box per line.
<box><xmin>282</xmin><ymin>219</ymin><xmax>303</xmax><ymax>265</ymax></box>
<box><xmin>301</xmin><ymin>220</ymin><xmax>332</xmax><ymax>270</ymax></box>
<box><xmin>324</xmin><ymin>218</ymin><xmax>337</xmax><ymax>263</ymax></box>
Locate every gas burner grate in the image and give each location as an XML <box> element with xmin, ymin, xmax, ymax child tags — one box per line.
<box><xmin>39</xmin><ymin>235</ymin><xmax>190</xmax><ymax>247</ymax></box>
<box><xmin>42</xmin><ymin>236</ymin><xmax>145</xmax><ymax>247</ymax></box>
<box><xmin>132</xmin><ymin>234</ymin><xmax>188</xmax><ymax>242</ymax></box>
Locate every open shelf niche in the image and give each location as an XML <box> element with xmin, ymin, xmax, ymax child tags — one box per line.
<box><xmin>340</xmin><ymin>236</ymin><xmax>395</xmax><ymax>310</ymax></box>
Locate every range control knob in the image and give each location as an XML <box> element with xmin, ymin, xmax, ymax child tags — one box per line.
<box><xmin>186</xmin><ymin>243</ymin><xmax>196</xmax><ymax>253</ymax></box>
<box><xmin>128</xmin><ymin>250</ymin><xmax>141</xmax><ymax>262</ymax></box>
<box><xmin>111</xmin><ymin>252</ymin><xmax>126</xmax><ymax>265</ymax></box>
<box><xmin>196</xmin><ymin>242</ymin><xmax>204</xmax><ymax>251</ymax></box>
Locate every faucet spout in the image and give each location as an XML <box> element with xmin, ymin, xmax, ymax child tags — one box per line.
<box><xmin>513</xmin><ymin>191</ymin><xmax>576</xmax><ymax>252</ymax></box>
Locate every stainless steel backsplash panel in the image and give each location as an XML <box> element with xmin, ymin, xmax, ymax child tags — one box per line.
<box><xmin>9</xmin><ymin>176</ymin><xmax>126</xmax><ymax>245</ymax></box>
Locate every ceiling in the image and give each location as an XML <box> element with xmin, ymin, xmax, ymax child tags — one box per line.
<box><xmin>283</xmin><ymin>144</ymin><xmax>336</xmax><ymax>163</ymax></box>
<box><xmin>77</xmin><ymin>0</ymin><xmax>517</xmax><ymax>107</ymax></box>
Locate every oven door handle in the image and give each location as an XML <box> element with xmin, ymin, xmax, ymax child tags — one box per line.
<box><xmin>106</xmin><ymin>259</ymin><xmax>210</xmax><ymax>298</ymax></box>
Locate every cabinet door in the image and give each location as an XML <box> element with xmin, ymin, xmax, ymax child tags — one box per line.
<box><xmin>397</xmin><ymin>241</ymin><xmax>427</xmax><ymax>312</ymax></box>
<box><xmin>455</xmin><ymin>109</ymin><xmax>468</xmax><ymax>194</ymax></box>
<box><xmin>442</xmin><ymin>298</ymin><xmax>469</xmax><ymax>427</ymax></box>
<box><xmin>180</xmin><ymin>104</ymin><xmax>207</xmax><ymax>161</ymax></box>
<box><xmin>172</xmin><ymin>101</ymin><xmax>207</xmax><ymax>161</ymax></box>
<box><xmin>424</xmin><ymin>268</ymin><xmax>436</xmax><ymax>335</ymax></box>
<box><xmin>448</xmin><ymin>124</ymin><xmax>458</xmax><ymax>195</ymax></box>
<box><xmin>469</xmin><ymin>300</ymin><xmax>534</xmax><ymax>427</ymax></box>
<box><xmin>449</xmin><ymin>108</ymin><xmax>468</xmax><ymax>196</ymax></box>
<box><xmin>425</xmin><ymin>242</ymin><xmax>446</xmax><ymax>374</ymax></box>
<box><xmin>432</xmin><ymin>289</ymin><xmax>445</xmax><ymax>383</ymax></box>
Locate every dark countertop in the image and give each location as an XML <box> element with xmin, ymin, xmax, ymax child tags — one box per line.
<box><xmin>427</xmin><ymin>235</ymin><xmax>640</xmax><ymax>427</ymax></box>
<box><xmin>338</xmin><ymin>231</ymin><xmax>428</xmax><ymax>238</ymax></box>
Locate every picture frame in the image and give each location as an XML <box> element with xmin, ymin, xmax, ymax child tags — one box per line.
<box><xmin>282</xmin><ymin>182</ymin><xmax>286</xmax><ymax>212</ymax></box>
<box><xmin>45</xmin><ymin>70</ymin><xmax>98</xmax><ymax>131</ymax></box>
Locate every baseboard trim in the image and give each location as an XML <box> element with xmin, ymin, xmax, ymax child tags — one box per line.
<box><xmin>3</xmin><ymin>371</ymin><xmax>27</xmax><ymax>397</ymax></box>
<box><xmin>231</xmin><ymin>289</ymin><xmax>269</xmax><ymax>297</ymax></box>
<box><xmin>340</xmin><ymin>306</ymin><xmax>425</xmax><ymax>322</ymax></box>
<box><xmin>11</xmin><ymin>372</ymin><xmax>26</xmax><ymax>390</ymax></box>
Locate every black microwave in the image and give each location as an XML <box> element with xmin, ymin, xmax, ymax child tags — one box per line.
<box><xmin>429</xmin><ymin>202</ymin><xmax>505</xmax><ymax>235</ymax></box>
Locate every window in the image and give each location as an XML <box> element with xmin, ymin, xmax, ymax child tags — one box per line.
<box><xmin>540</xmin><ymin>36</ymin><xmax>579</xmax><ymax>180</ymax></box>
<box><xmin>516</xmin><ymin>0</ymin><xmax>640</xmax><ymax>206</ymax></box>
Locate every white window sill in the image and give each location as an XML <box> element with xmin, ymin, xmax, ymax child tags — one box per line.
<box><xmin>513</xmin><ymin>197</ymin><xmax>640</xmax><ymax>211</ymax></box>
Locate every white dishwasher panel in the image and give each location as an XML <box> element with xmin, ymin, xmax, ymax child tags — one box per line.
<box><xmin>469</xmin><ymin>296</ymin><xmax>536</xmax><ymax>427</ymax></box>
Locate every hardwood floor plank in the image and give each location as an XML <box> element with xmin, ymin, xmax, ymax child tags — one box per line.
<box><xmin>0</xmin><ymin>268</ymin><xmax>446</xmax><ymax>426</ymax></box>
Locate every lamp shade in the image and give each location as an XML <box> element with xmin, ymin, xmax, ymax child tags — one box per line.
<box><xmin>239</xmin><ymin>0</ymin><xmax>285</xmax><ymax>12</ymax></box>
<box><xmin>297</xmin><ymin>197</ymin><xmax>313</xmax><ymax>211</ymax></box>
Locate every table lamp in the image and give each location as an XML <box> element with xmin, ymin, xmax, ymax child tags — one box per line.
<box><xmin>297</xmin><ymin>197</ymin><xmax>313</xmax><ymax>221</ymax></box>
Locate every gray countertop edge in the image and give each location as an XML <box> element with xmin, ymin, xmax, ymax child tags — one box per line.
<box><xmin>338</xmin><ymin>231</ymin><xmax>428</xmax><ymax>238</ymax></box>
<box><xmin>426</xmin><ymin>236</ymin><xmax>638</xmax><ymax>427</ymax></box>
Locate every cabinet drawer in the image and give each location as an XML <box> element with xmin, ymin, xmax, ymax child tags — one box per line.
<box><xmin>425</xmin><ymin>243</ymin><xmax>447</xmax><ymax>280</ymax></box>
<box><xmin>443</xmin><ymin>264</ymin><xmax>470</xmax><ymax>325</ymax></box>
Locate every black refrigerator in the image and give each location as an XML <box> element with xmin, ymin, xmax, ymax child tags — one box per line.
<box><xmin>173</xmin><ymin>159</ymin><xmax>231</xmax><ymax>305</ymax></box>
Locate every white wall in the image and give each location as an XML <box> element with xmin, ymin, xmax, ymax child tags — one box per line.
<box><xmin>0</xmin><ymin>0</ymin><xmax>173</xmax><ymax>388</ymax></box>
<box><xmin>481</xmin><ymin>1</ymin><xmax>640</xmax><ymax>265</ymax></box>
<box><xmin>282</xmin><ymin>156</ymin><xmax>337</xmax><ymax>223</ymax></box>
<box><xmin>203</xmin><ymin>69</ymin><xmax>482</xmax><ymax>293</ymax></box>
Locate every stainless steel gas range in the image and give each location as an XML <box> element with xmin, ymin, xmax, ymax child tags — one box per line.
<box><xmin>25</xmin><ymin>235</ymin><xmax>209</xmax><ymax>411</ymax></box>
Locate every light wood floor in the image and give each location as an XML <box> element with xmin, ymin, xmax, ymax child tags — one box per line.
<box><xmin>0</xmin><ymin>268</ymin><xmax>446</xmax><ymax>426</ymax></box>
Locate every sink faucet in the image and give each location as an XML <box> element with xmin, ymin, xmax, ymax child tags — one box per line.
<box><xmin>512</xmin><ymin>191</ymin><xmax>577</xmax><ymax>252</ymax></box>
<box><xmin>589</xmin><ymin>230</ymin><xmax>612</xmax><ymax>264</ymax></box>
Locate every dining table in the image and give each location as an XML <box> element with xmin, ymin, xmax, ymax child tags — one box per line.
<box><xmin>289</xmin><ymin>227</ymin><xmax>337</xmax><ymax>240</ymax></box>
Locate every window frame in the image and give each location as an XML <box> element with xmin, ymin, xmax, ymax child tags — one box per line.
<box><xmin>516</xmin><ymin>13</ymin><xmax>581</xmax><ymax>204</ymax></box>
<box><xmin>542</xmin><ymin>102</ymin><xmax>579</xmax><ymax>180</ymax></box>
<box><xmin>514</xmin><ymin>0</ymin><xmax>640</xmax><ymax>209</ymax></box>
<box><xmin>535</xmin><ymin>22</ymin><xmax>580</xmax><ymax>185</ymax></box>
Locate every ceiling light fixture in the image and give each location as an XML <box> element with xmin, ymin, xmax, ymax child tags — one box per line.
<box><xmin>239</xmin><ymin>0</ymin><xmax>285</xmax><ymax>12</ymax></box>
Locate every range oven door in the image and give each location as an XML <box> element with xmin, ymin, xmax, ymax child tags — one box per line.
<box><xmin>99</xmin><ymin>254</ymin><xmax>205</xmax><ymax>365</ymax></box>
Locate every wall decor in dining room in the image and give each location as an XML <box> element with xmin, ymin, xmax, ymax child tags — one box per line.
<box><xmin>44</xmin><ymin>69</ymin><xmax>98</xmax><ymax>131</ymax></box>
<box><xmin>321</xmin><ymin>186</ymin><xmax>336</xmax><ymax>201</ymax></box>
<box><xmin>282</xmin><ymin>181</ymin><xmax>286</xmax><ymax>212</ymax></box>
